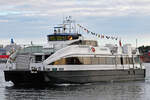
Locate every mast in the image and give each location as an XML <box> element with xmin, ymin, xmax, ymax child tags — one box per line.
<box><xmin>62</xmin><ymin>16</ymin><xmax>76</xmax><ymax>34</ymax></box>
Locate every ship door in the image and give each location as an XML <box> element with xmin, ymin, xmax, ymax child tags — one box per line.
<box><xmin>120</xmin><ymin>56</ymin><xmax>124</xmax><ymax>69</ymax></box>
<box><xmin>121</xmin><ymin>57</ymin><xmax>123</xmax><ymax>65</ymax></box>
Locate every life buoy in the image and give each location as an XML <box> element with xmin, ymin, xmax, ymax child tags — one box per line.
<box><xmin>91</xmin><ymin>47</ymin><xmax>95</xmax><ymax>52</ymax></box>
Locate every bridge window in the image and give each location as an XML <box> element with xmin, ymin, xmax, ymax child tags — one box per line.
<box><xmin>47</xmin><ymin>35</ymin><xmax>79</xmax><ymax>41</ymax></box>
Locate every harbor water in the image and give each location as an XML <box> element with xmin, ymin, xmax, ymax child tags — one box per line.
<box><xmin>0</xmin><ymin>63</ymin><xmax>150</xmax><ymax>100</ymax></box>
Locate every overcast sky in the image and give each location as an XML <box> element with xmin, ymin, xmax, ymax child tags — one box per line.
<box><xmin>0</xmin><ymin>0</ymin><xmax>150</xmax><ymax>47</ymax></box>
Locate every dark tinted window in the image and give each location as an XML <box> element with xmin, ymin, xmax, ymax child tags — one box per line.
<box><xmin>66</xmin><ymin>57</ymin><xmax>82</xmax><ymax>65</ymax></box>
<box><xmin>47</xmin><ymin>35</ymin><xmax>79</xmax><ymax>41</ymax></box>
<box><xmin>35</xmin><ymin>55</ymin><xmax>42</xmax><ymax>63</ymax></box>
<box><xmin>44</xmin><ymin>55</ymin><xmax>50</xmax><ymax>60</ymax></box>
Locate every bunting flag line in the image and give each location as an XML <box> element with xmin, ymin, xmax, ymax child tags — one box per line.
<box><xmin>101</xmin><ymin>35</ymin><xmax>104</xmax><ymax>38</ymax></box>
<box><xmin>77</xmin><ymin>24</ymin><xmax>118</xmax><ymax>41</ymax></box>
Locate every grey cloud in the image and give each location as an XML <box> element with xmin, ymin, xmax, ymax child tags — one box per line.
<box><xmin>1</xmin><ymin>0</ymin><xmax>150</xmax><ymax>17</ymax></box>
<box><xmin>0</xmin><ymin>0</ymin><xmax>150</xmax><ymax>46</ymax></box>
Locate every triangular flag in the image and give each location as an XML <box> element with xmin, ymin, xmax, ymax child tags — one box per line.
<box><xmin>101</xmin><ymin>35</ymin><xmax>104</xmax><ymax>38</ymax></box>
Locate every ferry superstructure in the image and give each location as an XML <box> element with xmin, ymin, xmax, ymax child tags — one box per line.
<box><xmin>4</xmin><ymin>17</ymin><xmax>145</xmax><ymax>86</ymax></box>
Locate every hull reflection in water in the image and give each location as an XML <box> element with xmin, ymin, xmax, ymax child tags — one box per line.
<box><xmin>3</xmin><ymin>81</ymin><xmax>148</xmax><ymax>100</ymax></box>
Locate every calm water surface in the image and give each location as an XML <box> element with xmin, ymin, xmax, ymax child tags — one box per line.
<box><xmin>0</xmin><ymin>63</ymin><xmax>150</xmax><ymax>100</ymax></box>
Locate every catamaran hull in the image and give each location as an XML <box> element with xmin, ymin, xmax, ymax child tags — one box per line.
<box><xmin>4</xmin><ymin>69</ymin><xmax>145</xmax><ymax>86</ymax></box>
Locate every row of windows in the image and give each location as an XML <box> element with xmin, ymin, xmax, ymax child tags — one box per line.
<box><xmin>49</xmin><ymin>56</ymin><xmax>141</xmax><ymax>65</ymax></box>
<box><xmin>47</xmin><ymin>35</ymin><xmax>79</xmax><ymax>41</ymax></box>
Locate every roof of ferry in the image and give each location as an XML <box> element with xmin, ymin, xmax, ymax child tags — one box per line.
<box><xmin>47</xmin><ymin>33</ymin><xmax>81</xmax><ymax>36</ymax></box>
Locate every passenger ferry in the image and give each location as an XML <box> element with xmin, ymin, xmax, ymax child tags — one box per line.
<box><xmin>4</xmin><ymin>17</ymin><xmax>145</xmax><ymax>86</ymax></box>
